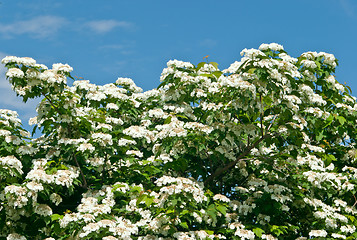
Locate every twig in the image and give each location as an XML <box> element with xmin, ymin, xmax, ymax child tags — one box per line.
<box><xmin>353</xmin><ymin>194</ymin><xmax>357</xmax><ymax>208</ymax></box>
<box><xmin>41</xmin><ymin>90</ymin><xmax>62</xmax><ymax>114</ymax></box>
<box><xmin>267</xmin><ymin>114</ymin><xmax>278</xmax><ymax>132</ymax></box>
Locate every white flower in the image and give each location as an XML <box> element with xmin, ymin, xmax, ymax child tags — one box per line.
<box><xmin>116</xmin><ymin>77</ymin><xmax>135</xmax><ymax>86</ymax></box>
<box><xmin>35</xmin><ymin>204</ymin><xmax>53</xmax><ymax>216</ymax></box>
<box><xmin>92</xmin><ymin>133</ymin><xmax>113</xmax><ymax>146</ymax></box>
<box><xmin>2</xmin><ymin>56</ymin><xmax>36</xmax><ymax>66</ymax></box>
<box><xmin>309</xmin><ymin>230</ymin><xmax>327</xmax><ymax>237</ymax></box>
<box><xmin>126</xmin><ymin>150</ymin><xmax>143</xmax><ymax>158</ymax></box>
<box><xmin>40</xmin><ymin>70</ymin><xmax>67</xmax><ymax>84</ymax></box>
<box><xmin>0</xmin><ymin>156</ymin><xmax>23</xmax><ymax>175</ymax></box>
<box><xmin>77</xmin><ymin>143</ymin><xmax>95</xmax><ymax>152</ymax></box>
<box><xmin>106</xmin><ymin>103</ymin><xmax>119</xmax><ymax>110</ymax></box>
<box><xmin>52</xmin><ymin>63</ymin><xmax>73</xmax><ymax>72</ymax></box>
<box><xmin>301</xmin><ymin>60</ymin><xmax>317</xmax><ymax>69</ymax></box>
<box><xmin>103</xmin><ymin>237</ymin><xmax>118</xmax><ymax>240</ymax></box>
<box><xmin>28</xmin><ymin>116</ymin><xmax>38</xmax><ymax>125</ymax></box>
<box><xmin>50</xmin><ymin>193</ymin><xmax>63</xmax><ymax>206</ymax></box>
<box><xmin>86</xmin><ymin>91</ymin><xmax>106</xmax><ymax>101</ymax></box>
<box><xmin>0</xmin><ymin>129</ymin><xmax>11</xmax><ymax>136</ymax></box>
<box><xmin>331</xmin><ymin>233</ymin><xmax>346</xmax><ymax>239</ymax></box>
<box><xmin>26</xmin><ymin>181</ymin><xmax>43</xmax><ymax>192</ymax></box>
<box><xmin>259</xmin><ymin>43</ymin><xmax>284</xmax><ymax>52</ymax></box>
<box><xmin>7</xmin><ymin>233</ymin><xmax>27</xmax><ymax>240</ymax></box>
<box><xmin>6</xmin><ymin>68</ymin><xmax>24</xmax><ymax>78</ymax></box>
<box><xmin>262</xmin><ymin>234</ymin><xmax>278</xmax><ymax>240</ymax></box>
<box><xmin>213</xmin><ymin>194</ymin><xmax>231</xmax><ymax>203</ymax></box>
<box><xmin>166</xmin><ymin>59</ymin><xmax>194</xmax><ymax>68</ymax></box>
<box><xmin>118</xmin><ymin>138</ymin><xmax>136</xmax><ymax>146</ymax></box>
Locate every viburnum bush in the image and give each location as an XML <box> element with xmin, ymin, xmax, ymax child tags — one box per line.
<box><xmin>1</xmin><ymin>43</ymin><xmax>357</xmax><ymax>239</ymax></box>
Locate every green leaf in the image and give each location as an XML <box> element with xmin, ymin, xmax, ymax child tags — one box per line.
<box><xmin>216</xmin><ymin>205</ymin><xmax>227</xmax><ymax>215</ymax></box>
<box><xmin>316</xmin><ymin>130</ymin><xmax>324</xmax><ymax>141</ymax></box>
<box><xmin>51</xmin><ymin>214</ymin><xmax>62</xmax><ymax>221</ymax></box>
<box><xmin>253</xmin><ymin>228</ymin><xmax>265</xmax><ymax>237</ymax></box>
<box><xmin>31</xmin><ymin>124</ymin><xmax>37</xmax><ymax>136</ymax></box>
<box><xmin>212</xmin><ymin>71</ymin><xmax>222</xmax><ymax>78</ymax></box>
<box><xmin>164</xmin><ymin>116</ymin><xmax>172</xmax><ymax>124</ymax></box>
<box><xmin>145</xmin><ymin>196</ymin><xmax>154</xmax><ymax>207</ymax></box>
<box><xmin>196</xmin><ymin>62</ymin><xmax>206</xmax><ymax>70</ymax></box>
<box><xmin>209</xmin><ymin>62</ymin><xmax>219</xmax><ymax>69</ymax></box>
<box><xmin>205</xmin><ymin>230</ymin><xmax>214</xmax><ymax>235</ymax></box>
<box><xmin>337</xmin><ymin>116</ymin><xmax>346</xmax><ymax>125</ymax></box>
<box><xmin>180</xmin><ymin>222</ymin><xmax>189</xmax><ymax>229</ymax></box>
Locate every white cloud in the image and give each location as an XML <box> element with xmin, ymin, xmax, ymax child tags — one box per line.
<box><xmin>0</xmin><ymin>52</ymin><xmax>39</xmax><ymax>125</ymax></box>
<box><xmin>0</xmin><ymin>16</ymin><xmax>68</xmax><ymax>39</ymax></box>
<box><xmin>86</xmin><ymin>20</ymin><xmax>133</xmax><ymax>33</ymax></box>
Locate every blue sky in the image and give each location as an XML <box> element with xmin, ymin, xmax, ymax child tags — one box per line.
<box><xmin>1</xmin><ymin>0</ymin><xmax>357</xmax><ymax>130</ymax></box>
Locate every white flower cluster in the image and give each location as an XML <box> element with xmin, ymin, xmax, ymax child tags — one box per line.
<box><xmin>26</xmin><ymin>158</ymin><xmax>79</xmax><ymax>187</ymax></box>
<box><xmin>259</xmin><ymin>43</ymin><xmax>284</xmax><ymax>52</ymax></box>
<box><xmin>229</xmin><ymin>221</ymin><xmax>255</xmax><ymax>240</ymax></box>
<box><xmin>0</xmin><ymin>156</ymin><xmax>23</xmax><ymax>176</ymax></box>
<box><xmin>155</xmin><ymin>176</ymin><xmax>207</xmax><ymax>203</ymax></box>
<box><xmin>2</xmin><ymin>56</ymin><xmax>37</xmax><ymax>66</ymax></box>
<box><xmin>116</xmin><ymin>77</ymin><xmax>143</xmax><ymax>93</ymax></box>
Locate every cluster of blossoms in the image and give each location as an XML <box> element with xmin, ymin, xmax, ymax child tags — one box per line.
<box><xmin>1</xmin><ymin>43</ymin><xmax>357</xmax><ymax>239</ymax></box>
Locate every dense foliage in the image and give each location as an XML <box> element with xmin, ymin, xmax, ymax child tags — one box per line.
<box><xmin>1</xmin><ymin>43</ymin><xmax>357</xmax><ymax>239</ymax></box>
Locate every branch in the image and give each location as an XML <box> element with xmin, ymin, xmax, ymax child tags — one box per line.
<box><xmin>204</xmin><ymin>133</ymin><xmax>271</xmax><ymax>187</ymax></box>
<box><xmin>267</xmin><ymin>114</ymin><xmax>278</xmax><ymax>132</ymax></box>
<box><xmin>40</xmin><ymin>90</ymin><xmax>62</xmax><ymax>115</ymax></box>
<box><xmin>73</xmin><ymin>154</ymin><xmax>88</xmax><ymax>189</ymax></box>
<box><xmin>353</xmin><ymin>194</ymin><xmax>357</xmax><ymax>208</ymax></box>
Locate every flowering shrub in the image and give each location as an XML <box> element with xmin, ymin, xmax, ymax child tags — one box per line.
<box><xmin>1</xmin><ymin>43</ymin><xmax>357</xmax><ymax>239</ymax></box>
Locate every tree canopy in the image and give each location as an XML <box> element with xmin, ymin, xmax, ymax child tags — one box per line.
<box><xmin>1</xmin><ymin>43</ymin><xmax>357</xmax><ymax>239</ymax></box>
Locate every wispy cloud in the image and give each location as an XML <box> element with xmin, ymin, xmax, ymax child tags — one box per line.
<box><xmin>199</xmin><ymin>38</ymin><xmax>217</xmax><ymax>48</ymax></box>
<box><xmin>99</xmin><ymin>44</ymin><xmax>126</xmax><ymax>50</ymax></box>
<box><xmin>0</xmin><ymin>16</ymin><xmax>68</xmax><ymax>39</ymax></box>
<box><xmin>99</xmin><ymin>41</ymin><xmax>135</xmax><ymax>55</ymax></box>
<box><xmin>0</xmin><ymin>53</ymin><xmax>39</xmax><ymax>124</ymax></box>
<box><xmin>339</xmin><ymin>0</ymin><xmax>355</xmax><ymax>17</ymax></box>
<box><xmin>0</xmin><ymin>16</ymin><xmax>134</xmax><ymax>39</ymax></box>
<box><xmin>85</xmin><ymin>20</ymin><xmax>133</xmax><ymax>34</ymax></box>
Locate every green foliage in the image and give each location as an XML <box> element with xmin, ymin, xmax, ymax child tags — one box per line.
<box><xmin>1</xmin><ymin>44</ymin><xmax>357</xmax><ymax>239</ymax></box>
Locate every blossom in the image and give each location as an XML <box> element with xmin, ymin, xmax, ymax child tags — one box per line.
<box><xmin>39</xmin><ymin>70</ymin><xmax>67</xmax><ymax>84</ymax></box>
<box><xmin>0</xmin><ymin>156</ymin><xmax>23</xmax><ymax>175</ymax></box>
<box><xmin>259</xmin><ymin>43</ymin><xmax>284</xmax><ymax>51</ymax></box>
<box><xmin>92</xmin><ymin>132</ymin><xmax>113</xmax><ymax>146</ymax></box>
<box><xmin>77</xmin><ymin>143</ymin><xmax>95</xmax><ymax>152</ymax></box>
<box><xmin>213</xmin><ymin>194</ymin><xmax>231</xmax><ymax>203</ymax></box>
<box><xmin>2</xmin><ymin>56</ymin><xmax>36</xmax><ymax>66</ymax></box>
<box><xmin>52</xmin><ymin>63</ymin><xmax>73</xmax><ymax>72</ymax></box>
<box><xmin>6</xmin><ymin>68</ymin><xmax>24</xmax><ymax>78</ymax></box>
<box><xmin>50</xmin><ymin>193</ymin><xmax>63</xmax><ymax>206</ymax></box>
<box><xmin>331</xmin><ymin>233</ymin><xmax>346</xmax><ymax>239</ymax></box>
<box><xmin>6</xmin><ymin>233</ymin><xmax>27</xmax><ymax>240</ymax></box>
<box><xmin>35</xmin><ymin>204</ymin><xmax>53</xmax><ymax>216</ymax></box>
<box><xmin>308</xmin><ymin>230</ymin><xmax>327</xmax><ymax>237</ymax></box>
